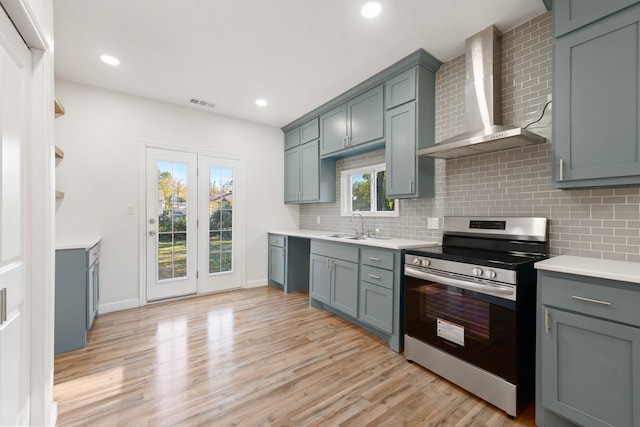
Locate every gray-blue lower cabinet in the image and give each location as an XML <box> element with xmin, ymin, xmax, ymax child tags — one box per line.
<box><xmin>309</xmin><ymin>240</ymin><xmax>403</xmax><ymax>352</ymax></box>
<box><xmin>309</xmin><ymin>241</ymin><xmax>359</xmax><ymax>317</ymax></box>
<box><xmin>268</xmin><ymin>234</ymin><xmax>310</xmax><ymax>294</ymax></box>
<box><xmin>55</xmin><ymin>241</ymin><xmax>101</xmax><ymax>354</ymax></box>
<box><xmin>537</xmin><ymin>270</ymin><xmax>640</xmax><ymax>426</ymax></box>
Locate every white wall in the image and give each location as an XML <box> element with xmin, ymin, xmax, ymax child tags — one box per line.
<box><xmin>54</xmin><ymin>79</ymin><xmax>299</xmax><ymax>311</ymax></box>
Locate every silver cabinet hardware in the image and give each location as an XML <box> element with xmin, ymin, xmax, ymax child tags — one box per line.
<box><xmin>544</xmin><ymin>308</ymin><xmax>550</xmax><ymax>334</ymax></box>
<box><xmin>559</xmin><ymin>158</ymin><xmax>564</xmax><ymax>181</ymax></box>
<box><xmin>0</xmin><ymin>288</ymin><xmax>6</xmax><ymax>325</ymax></box>
<box><xmin>149</xmin><ymin>218</ymin><xmax>155</xmax><ymax>224</ymax></box>
<box><xmin>367</xmin><ymin>274</ymin><xmax>381</xmax><ymax>280</ymax></box>
<box><xmin>571</xmin><ymin>295</ymin><xmax>611</xmax><ymax>306</ymax></box>
<box><xmin>148</xmin><ymin>231</ymin><xmax>156</xmax><ymax>236</ymax></box>
<box><xmin>368</xmin><ymin>257</ymin><xmax>381</xmax><ymax>262</ymax></box>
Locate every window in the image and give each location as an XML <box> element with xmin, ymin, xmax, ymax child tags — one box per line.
<box><xmin>340</xmin><ymin>163</ymin><xmax>398</xmax><ymax>217</ymax></box>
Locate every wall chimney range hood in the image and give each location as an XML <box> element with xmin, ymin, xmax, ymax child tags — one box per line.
<box><xmin>417</xmin><ymin>25</ymin><xmax>546</xmax><ymax>159</ymax></box>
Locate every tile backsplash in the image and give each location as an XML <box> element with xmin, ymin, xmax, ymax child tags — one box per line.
<box><xmin>300</xmin><ymin>12</ymin><xmax>640</xmax><ymax>262</ymax></box>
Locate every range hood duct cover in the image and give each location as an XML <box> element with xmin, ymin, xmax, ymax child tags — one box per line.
<box><xmin>417</xmin><ymin>25</ymin><xmax>546</xmax><ymax>159</ymax></box>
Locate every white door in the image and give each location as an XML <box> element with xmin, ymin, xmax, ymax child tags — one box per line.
<box><xmin>198</xmin><ymin>155</ymin><xmax>245</xmax><ymax>293</ymax></box>
<box><xmin>0</xmin><ymin>7</ymin><xmax>32</xmax><ymax>425</ymax></box>
<box><xmin>145</xmin><ymin>148</ymin><xmax>198</xmax><ymax>300</ymax></box>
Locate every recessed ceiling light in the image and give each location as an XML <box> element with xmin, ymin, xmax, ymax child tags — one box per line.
<box><xmin>361</xmin><ymin>2</ymin><xmax>382</xmax><ymax>18</ymax></box>
<box><xmin>255</xmin><ymin>99</ymin><xmax>268</xmax><ymax>107</ymax></box>
<box><xmin>100</xmin><ymin>55</ymin><xmax>120</xmax><ymax>66</ymax></box>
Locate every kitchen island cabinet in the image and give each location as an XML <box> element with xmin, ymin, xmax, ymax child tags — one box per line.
<box><xmin>553</xmin><ymin>0</ymin><xmax>640</xmax><ymax>188</ymax></box>
<box><xmin>535</xmin><ymin>256</ymin><xmax>640</xmax><ymax>427</ymax></box>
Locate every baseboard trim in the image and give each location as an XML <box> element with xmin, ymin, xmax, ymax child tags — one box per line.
<box><xmin>98</xmin><ymin>299</ymin><xmax>139</xmax><ymax>314</ymax></box>
<box><xmin>244</xmin><ymin>279</ymin><xmax>267</xmax><ymax>289</ymax></box>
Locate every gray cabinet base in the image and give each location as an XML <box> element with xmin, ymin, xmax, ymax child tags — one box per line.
<box><xmin>310</xmin><ymin>297</ymin><xmax>401</xmax><ymax>353</ymax></box>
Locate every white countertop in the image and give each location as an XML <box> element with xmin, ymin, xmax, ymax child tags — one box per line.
<box><xmin>535</xmin><ymin>255</ymin><xmax>640</xmax><ymax>284</ymax></box>
<box><xmin>56</xmin><ymin>238</ymin><xmax>101</xmax><ymax>251</ymax></box>
<box><xmin>270</xmin><ymin>229</ymin><xmax>438</xmax><ymax>250</ymax></box>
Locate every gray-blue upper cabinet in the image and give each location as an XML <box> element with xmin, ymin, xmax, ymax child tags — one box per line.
<box><xmin>320</xmin><ymin>85</ymin><xmax>384</xmax><ymax>158</ymax></box>
<box><xmin>284</xmin><ymin>127</ymin><xmax>300</xmax><ymax>151</ymax></box>
<box><xmin>385</xmin><ymin>65</ymin><xmax>438</xmax><ymax>198</ymax></box>
<box><xmin>554</xmin><ymin>1</ymin><xmax>640</xmax><ymax>188</ymax></box>
<box><xmin>300</xmin><ymin>117</ymin><xmax>319</xmax><ymax>144</ymax></box>
<box><xmin>554</xmin><ymin>0</ymin><xmax>639</xmax><ymax>36</ymax></box>
<box><xmin>284</xmin><ymin>139</ymin><xmax>336</xmax><ymax>204</ymax></box>
<box><xmin>385</xmin><ymin>67</ymin><xmax>416</xmax><ymax>110</ymax></box>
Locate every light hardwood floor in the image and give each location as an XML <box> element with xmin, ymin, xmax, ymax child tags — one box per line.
<box><xmin>54</xmin><ymin>287</ymin><xmax>536</xmax><ymax>426</ymax></box>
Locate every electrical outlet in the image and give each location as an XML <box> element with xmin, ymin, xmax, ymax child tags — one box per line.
<box><xmin>427</xmin><ymin>217</ymin><xmax>439</xmax><ymax>229</ymax></box>
<box><xmin>316</xmin><ymin>216</ymin><xmax>321</xmax><ymax>224</ymax></box>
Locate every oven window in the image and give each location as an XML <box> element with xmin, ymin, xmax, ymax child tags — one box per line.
<box><xmin>405</xmin><ymin>277</ymin><xmax>517</xmax><ymax>384</ymax></box>
<box><xmin>425</xmin><ymin>285</ymin><xmax>490</xmax><ymax>343</ymax></box>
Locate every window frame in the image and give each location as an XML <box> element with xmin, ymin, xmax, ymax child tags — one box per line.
<box><xmin>340</xmin><ymin>163</ymin><xmax>399</xmax><ymax>217</ymax></box>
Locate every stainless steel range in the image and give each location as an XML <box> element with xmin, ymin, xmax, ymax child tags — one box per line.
<box><xmin>403</xmin><ymin>216</ymin><xmax>548</xmax><ymax>417</ymax></box>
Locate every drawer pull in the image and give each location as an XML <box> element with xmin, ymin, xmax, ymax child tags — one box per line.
<box><xmin>368</xmin><ymin>274</ymin><xmax>381</xmax><ymax>280</ymax></box>
<box><xmin>368</xmin><ymin>257</ymin><xmax>381</xmax><ymax>261</ymax></box>
<box><xmin>571</xmin><ymin>295</ymin><xmax>611</xmax><ymax>306</ymax></box>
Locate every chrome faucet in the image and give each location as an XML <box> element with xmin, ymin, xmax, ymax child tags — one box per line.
<box><xmin>353</xmin><ymin>213</ymin><xmax>365</xmax><ymax>237</ymax></box>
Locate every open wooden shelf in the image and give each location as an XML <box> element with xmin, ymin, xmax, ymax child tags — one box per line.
<box><xmin>55</xmin><ymin>145</ymin><xmax>64</xmax><ymax>159</ymax></box>
<box><xmin>54</xmin><ymin>98</ymin><xmax>65</xmax><ymax>116</ymax></box>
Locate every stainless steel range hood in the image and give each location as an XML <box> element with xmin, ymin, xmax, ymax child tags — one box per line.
<box><xmin>417</xmin><ymin>26</ymin><xmax>546</xmax><ymax>159</ymax></box>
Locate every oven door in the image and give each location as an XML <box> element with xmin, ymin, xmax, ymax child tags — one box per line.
<box><xmin>404</xmin><ymin>266</ymin><xmax>518</xmax><ymax>384</ymax></box>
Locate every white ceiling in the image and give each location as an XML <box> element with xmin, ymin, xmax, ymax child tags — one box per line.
<box><xmin>53</xmin><ymin>0</ymin><xmax>547</xmax><ymax>129</ymax></box>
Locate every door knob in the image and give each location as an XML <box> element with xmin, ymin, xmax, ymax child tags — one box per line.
<box><xmin>148</xmin><ymin>231</ymin><xmax>156</xmax><ymax>236</ymax></box>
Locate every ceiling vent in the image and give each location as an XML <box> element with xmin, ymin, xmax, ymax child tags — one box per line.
<box><xmin>189</xmin><ymin>98</ymin><xmax>216</xmax><ymax>109</ymax></box>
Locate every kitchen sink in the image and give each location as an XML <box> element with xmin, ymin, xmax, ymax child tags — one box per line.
<box><xmin>324</xmin><ymin>233</ymin><xmax>391</xmax><ymax>241</ymax></box>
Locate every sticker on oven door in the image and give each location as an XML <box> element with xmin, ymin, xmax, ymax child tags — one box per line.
<box><xmin>437</xmin><ymin>318</ymin><xmax>465</xmax><ymax>346</ymax></box>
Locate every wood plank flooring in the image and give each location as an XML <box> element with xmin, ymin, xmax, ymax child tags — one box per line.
<box><xmin>54</xmin><ymin>287</ymin><xmax>536</xmax><ymax>426</ymax></box>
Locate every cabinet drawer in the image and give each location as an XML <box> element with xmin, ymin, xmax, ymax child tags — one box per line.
<box><xmin>268</xmin><ymin>234</ymin><xmax>286</xmax><ymax>247</ymax></box>
<box><xmin>300</xmin><ymin>117</ymin><xmax>319</xmax><ymax>143</ymax></box>
<box><xmin>361</xmin><ymin>247</ymin><xmax>394</xmax><ymax>270</ymax></box>
<box><xmin>310</xmin><ymin>240</ymin><xmax>358</xmax><ymax>263</ymax></box>
<box><xmin>539</xmin><ymin>271</ymin><xmax>640</xmax><ymax>327</ymax></box>
<box><xmin>361</xmin><ymin>265</ymin><xmax>393</xmax><ymax>290</ymax></box>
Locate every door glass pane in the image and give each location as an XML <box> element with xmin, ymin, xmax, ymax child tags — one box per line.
<box><xmin>157</xmin><ymin>161</ymin><xmax>188</xmax><ymax>280</ymax></box>
<box><xmin>376</xmin><ymin>170</ymin><xmax>395</xmax><ymax>212</ymax></box>
<box><xmin>209</xmin><ymin>166</ymin><xmax>233</xmax><ymax>274</ymax></box>
<box><xmin>351</xmin><ymin>173</ymin><xmax>371</xmax><ymax>212</ymax></box>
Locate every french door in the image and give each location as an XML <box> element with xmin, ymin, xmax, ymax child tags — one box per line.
<box><xmin>145</xmin><ymin>148</ymin><xmax>244</xmax><ymax>301</ymax></box>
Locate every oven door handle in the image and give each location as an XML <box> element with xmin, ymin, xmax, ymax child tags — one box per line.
<box><xmin>404</xmin><ymin>266</ymin><xmax>516</xmax><ymax>301</ymax></box>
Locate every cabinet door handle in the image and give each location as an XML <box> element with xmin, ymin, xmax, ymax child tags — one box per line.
<box><xmin>571</xmin><ymin>295</ymin><xmax>611</xmax><ymax>306</ymax></box>
<box><xmin>558</xmin><ymin>158</ymin><xmax>564</xmax><ymax>181</ymax></box>
<box><xmin>368</xmin><ymin>257</ymin><xmax>381</xmax><ymax>262</ymax></box>
<box><xmin>544</xmin><ymin>308</ymin><xmax>550</xmax><ymax>334</ymax></box>
<box><xmin>0</xmin><ymin>288</ymin><xmax>6</xmax><ymax>325</ymax></box>
<box><xmin>410</xmin><ymin>179</ymin><xmax>413</xmax><ymax>192</ymax></box>
<box><xmin>367</xmin><ymin>274</ymin><xmax>381</xmax><ymax>280</ymax></box>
